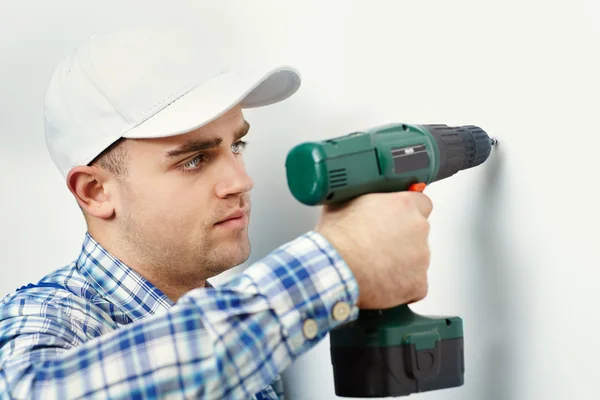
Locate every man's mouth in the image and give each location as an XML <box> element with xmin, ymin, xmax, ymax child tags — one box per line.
<box><xmin>214</xmin><ymin>209</ymin><xmax>249</xmax><ymax>226</ymax></box>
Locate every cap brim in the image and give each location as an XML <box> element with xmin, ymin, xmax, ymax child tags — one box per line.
<box><xmin>122</xmin><ymin>65</ymin><xmax>301</xmax><ymax>139</ymax></box>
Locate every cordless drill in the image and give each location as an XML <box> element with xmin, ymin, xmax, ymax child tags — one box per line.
<box><xmin>284</xmin><ymin>123</ymin><xmax>497</xmax><ymax>397</ymax></box>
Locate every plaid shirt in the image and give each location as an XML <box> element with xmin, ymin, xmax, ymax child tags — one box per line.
<box><xmin>0</xmin><ymin>231</ymin><xmax>359</xmax><ymax>399</ymax></box>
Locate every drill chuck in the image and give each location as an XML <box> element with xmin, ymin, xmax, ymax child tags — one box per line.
<box><xmin>424</xmin><ymin>124</ymin><xmax>494</xmax><ymax>182</ymax></box>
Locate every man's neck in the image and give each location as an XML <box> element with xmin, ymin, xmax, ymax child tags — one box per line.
<box><xmin>136</xmin><ymin>266</ymin><xmax>207</xmax><ymax>303</ymax></box>
<box><xmin>87</xmin><ymin>228</ymin><xmax>206</xmax><ymax>303</ymax></box>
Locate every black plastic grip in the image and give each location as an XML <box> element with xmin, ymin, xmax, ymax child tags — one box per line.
<box><xmin>423</xmin><ymin>124</ymin><xmax>493</xmax><ymax>183</ymax></box>
<box><xmin>423</xmin><ymin>124</ymin><xmax>466</xmax><ymax>181</ymax></box>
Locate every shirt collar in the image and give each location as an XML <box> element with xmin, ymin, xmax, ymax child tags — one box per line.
<box><xmin>76</xmin><ymin>232</ymin><xmax>212</xmax><ymax>323</ymax></box>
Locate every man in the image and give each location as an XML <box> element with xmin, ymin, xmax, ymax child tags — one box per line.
<box><xmin>0</xmin><ymin>26</ymin><xmax>432</xmax><ymax>399</ymax></box>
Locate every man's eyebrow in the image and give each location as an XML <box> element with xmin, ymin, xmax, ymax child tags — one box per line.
<box><xmin>164</xmin><ymin>120</ymin><xmax>250</xmax><ymax>159</ymax></box>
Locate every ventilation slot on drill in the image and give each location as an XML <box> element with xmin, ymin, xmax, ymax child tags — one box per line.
<box><xmin>329</xmin><ymin>168</ymin><xmax>348</xmax><ymax>189</ymax></box>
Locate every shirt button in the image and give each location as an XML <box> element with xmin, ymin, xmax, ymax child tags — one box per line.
<box><xmin>332</xmin><ymin>301</ymin><xmax>351</xmax><ymax>321</ymax></box>
<box><xmin>302</xmin><ymin>318</ymin><xmax>318</xmax><ymax>339</ymax></box>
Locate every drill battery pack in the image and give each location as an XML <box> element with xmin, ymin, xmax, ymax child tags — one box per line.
<box><xmin>329</xmin><ymin>305</ymin><xmax>465</xmax><ymax>397</ymax></box>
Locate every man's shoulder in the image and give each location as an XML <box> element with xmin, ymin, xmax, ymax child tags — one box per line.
<box><xmin>3</xmin><ymin>262</ymin><xmax>85</xmax><ymax>300</ymax></box>
<box><xmin>0</xmin><ymin>262</ymin><xmax>119</xmax><ymax>339</ymax></box>
<box><xmin>0</xmin><ymin>262</ymin><xmax>103</xmax><ymax>320</ymax></box>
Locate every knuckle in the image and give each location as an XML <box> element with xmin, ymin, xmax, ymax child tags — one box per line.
<box><xmin>410</xmin><ymin>243</ymin><xmax>430</xmax><ymax>269</ymax></box>
<box><xmin>414</xmin><ymin>249</ymin><xmax>430</xmax><ymax>269</ymax></box>
<box><xmin>423</xmin><ymin>194</ymin><xmax>433</xmax><ymax>211</ymax></box>
<box><xmin>414</xmin><ymin>281</ymin><xmax>429</xmax><ymax>300</ymax></box>
<box><xmin>414</xmin><ymin>193</ymin><xmax>433</xmax><ymax>216</ymax></box>
<box><xmin>415</xmin><ymin>218</ymin><xmax>430</xmax><ymax>235</ymax></box>
<box><xmin>420</xmin><ymin>247</ymin><xmax>431</xmax><ymax>266</ymax></box>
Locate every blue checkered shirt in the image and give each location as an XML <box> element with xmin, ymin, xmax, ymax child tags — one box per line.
<box><xmin>0</xmin><ymin>231</ymin><xmax>359</xmax><ymax>399</ymax></box>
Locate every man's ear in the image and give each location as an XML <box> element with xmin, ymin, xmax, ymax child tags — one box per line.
<box><xmin>66</xmin><ymin>165</ymin><xmax>116</xmax><ymax>219</ymax></box>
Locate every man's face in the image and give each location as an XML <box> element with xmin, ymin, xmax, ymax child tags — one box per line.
<box><xmin>114</xmin><ymin>105</ymin><xmax>254</xmax><ymax>281</ymax></box>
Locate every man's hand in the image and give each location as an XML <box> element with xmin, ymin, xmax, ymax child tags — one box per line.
<box><xmin>314</xmin><ymin>191</ymin><xmax>433</xmax><ymax>310</ymax></box>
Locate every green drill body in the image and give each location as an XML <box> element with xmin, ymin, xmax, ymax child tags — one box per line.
<box><xmin>286</xmin><ymin>123</ymin><xmax>440</xmax><ymax>206</ymax></box>
<box><xmin>285</xmin><ymin>123</ymin><xmax>496</xmax><ymax>398</ymax></box>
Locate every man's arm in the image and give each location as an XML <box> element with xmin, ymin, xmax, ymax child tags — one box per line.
<box><xmin>0</xmin><ymin>232</ymin><xmax>359</xmax><ymax>399</ymax></box>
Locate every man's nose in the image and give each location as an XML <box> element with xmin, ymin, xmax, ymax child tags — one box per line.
<box><xmin>214</xmin><ymin>153</ymin><xmax>254</xmax><ymax>199</ymax></box>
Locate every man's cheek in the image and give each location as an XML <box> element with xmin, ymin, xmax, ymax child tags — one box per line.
<box><xmin>159</xmin><ymin>196</ymin><xmax>195</xmax><ymax>222</ymax></box>
<box><xmin>127</xmin><ymin>190</ymin><xmax>172</xmax><ymax>222</ymax></box>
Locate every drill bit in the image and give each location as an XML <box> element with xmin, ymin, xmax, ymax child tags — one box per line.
<box><xmin>490</xmin><ymin>137</ymin><xmax>499</xmax><ymax>146</ymax></box>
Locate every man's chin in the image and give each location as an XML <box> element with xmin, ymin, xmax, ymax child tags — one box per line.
<box><xmin>233</xmin><ymin>244</ymin><xmax>251</xmax><ymax>266</ymax></box>
<box><xmin>218</xmin><ymin>241</ymin><xmax>251</xmax><ymax>269</ymax></box>
<box><xmin>205</xmin><ymin>251</ymin><xmax>250</xmax><ymax>278</ymax></box>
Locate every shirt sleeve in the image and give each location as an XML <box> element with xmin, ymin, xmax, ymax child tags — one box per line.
<box><xmin>0</xmin><ymin>231</ymin><xmax>359</xmax><ymax>399</ymax></box>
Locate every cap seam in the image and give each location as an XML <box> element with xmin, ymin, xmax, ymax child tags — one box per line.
<box><xmin>80</xmin><ymin>43</ymin><xmax>134</xmax><ymax>123</ymax></box>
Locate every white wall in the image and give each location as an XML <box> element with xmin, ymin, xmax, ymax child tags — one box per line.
<box><xmin>1</xmin><ymin>1</ymin><xmax>599</xmax><ymax>399</ymax></box>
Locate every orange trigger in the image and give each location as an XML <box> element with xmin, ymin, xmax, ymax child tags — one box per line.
<box><xmin>409</xmin><ymin>183</ymin><xmax>427</xmax><ymax>192</ymax></box>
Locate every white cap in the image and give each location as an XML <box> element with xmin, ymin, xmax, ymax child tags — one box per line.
<box><xmin>44</xmin><ymin>25</ymin><xmax>301</xmax><ymax>178</ymax></box>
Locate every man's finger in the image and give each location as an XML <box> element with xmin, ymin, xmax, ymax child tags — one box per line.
<box><xmin>412</xmin><ymin>192</ymin><xmax>433</xmax><ymax>218</ymax></box>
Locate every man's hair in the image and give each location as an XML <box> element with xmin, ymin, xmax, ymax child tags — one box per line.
<box><xmin>90</xmin><ymin>137</ymin><xmax>129</xmax><ymax>177</ymax></box>
<box><xmin>77</xmin><ymin>138</ymin><xmax>129</xmax><ymax>218</ymax></box>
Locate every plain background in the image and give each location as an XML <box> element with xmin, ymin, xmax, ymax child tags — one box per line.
<box><xmin>1</xmin><ymin>1</ymin><xmax>599</xmax><ymax>399</ymax></box>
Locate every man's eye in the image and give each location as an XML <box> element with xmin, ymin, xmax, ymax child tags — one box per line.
<box><xmin>182</xmin><ymin>155</ymin><xmax>205</xmax><ymax>172</ymax></box>
<box><xmin>232</xmin><ymin>140</ymin><xmax>248</xmax><ymax>154</ymax></box>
